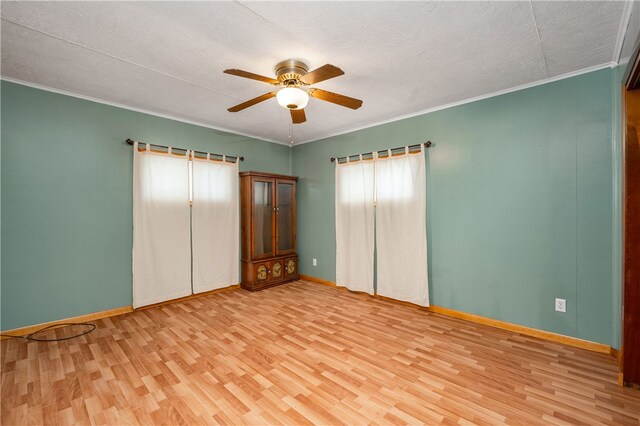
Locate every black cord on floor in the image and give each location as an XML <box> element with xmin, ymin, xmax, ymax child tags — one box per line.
<box><xmin>0</xmin><ymin>322</ymin><xmax>96</xmax><ymax>342</ymax></box>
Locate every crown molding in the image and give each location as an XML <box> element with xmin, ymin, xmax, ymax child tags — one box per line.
<box><xmin>0</xmin><ymin>76</ymin><xmax>291</xmax><ymax>146</ymax></box>
<box><xmin>293</xmin><ymin>62</ymin><xmax>618</xmax><ymax>146</ymax></box>
<box><xmin>2</xmin><ymin>62</ymin><xmax>617</xmax><ymax>149</ymax></box>
<box><xmin>614</xmin><ymin>1</ymin><xmax>635</xmax><ymax>64</ymax></box>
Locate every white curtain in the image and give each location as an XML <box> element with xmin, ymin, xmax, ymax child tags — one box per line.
<box><xmin>133</xmin><ymin>143</ymin><xmax>192</xmax><ymax>308</ymax></box>
<box><xmin>191</xmin><ymin>155</ymin><xmax>240</xmax><ymax>293</ymax></box>
<box><xmin>335</xmin><ymin>157</ymin><xmax>375</xmax><ymax>294</ymax></box>
<box><xmin>375</xmin><ymin>147</ymin><xmax>429</xmax><ymax>306</ymax></box>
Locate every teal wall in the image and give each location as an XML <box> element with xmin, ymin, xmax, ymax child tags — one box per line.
<box><xmin>1</xmin><ymin>81</ymin><xmax>291</xmax><ymax>330</ymax></box>
<box><xmin>292</xmin><ymin>68</ymin><xmax>621</xmax><ymax>347</ymax></box>
<box><xmin>1</xmin><ymin>68</ymin><xmax>624</xmax><ymax>348</ymax></box>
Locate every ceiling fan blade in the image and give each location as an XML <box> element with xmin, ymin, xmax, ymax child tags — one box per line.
<box><xmin>291</xmin><ymin>108</ymin><xmax>306</xmax><ymax>124</ymax></box>
<box><xmin>227</xmin><ymin>92</ymin><xmax>277</xmax><ymax>112</ymax></box>
<box><xmin>300</xmin><ymin>64</ymin><xmax>344</xmax><ymax>85</ymax></box>
<box><xmin>308</xmin><ymin>88</ymin><xmax>363</xmax><ymax>110</ymax></box>
<box><xmin>223</xmin><ymin>69</ymin><xmax>279</xmax><ymax>85</ymax></box>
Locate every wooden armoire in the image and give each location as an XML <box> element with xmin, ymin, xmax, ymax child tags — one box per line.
<box><xmin>240</xmin><ymin>171</ymin><xmax>299</xmax><ymax>291</ymax></box>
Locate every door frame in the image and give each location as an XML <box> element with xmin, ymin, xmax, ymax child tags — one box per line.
<box><xmin>622</xmin><ymin>38</ymin><xmax>640</xmax><ymax>386</ymax></box>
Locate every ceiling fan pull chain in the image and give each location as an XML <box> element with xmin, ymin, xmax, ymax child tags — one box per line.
<box><xmin>288</xmin><ymin>121</ymin><xmax>295</xmax><ymax>145</ymax></box>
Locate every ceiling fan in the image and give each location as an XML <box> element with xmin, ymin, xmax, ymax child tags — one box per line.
<box><xmin>223</xmin><ymin>60</ymin><xmax>363</xmax><ymax>124</ymax></box>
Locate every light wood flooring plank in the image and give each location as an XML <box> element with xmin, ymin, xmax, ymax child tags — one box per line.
<box><xmin>2</xmin><ymin>280</ymin><xmax>639</xmax><ymax>425</ymax></box>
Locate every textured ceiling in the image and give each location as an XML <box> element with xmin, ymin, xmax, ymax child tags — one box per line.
<box><xmin>0</xmin><ymin>1</ymin><xmax>627</xmax><ymax>144</ymax></box>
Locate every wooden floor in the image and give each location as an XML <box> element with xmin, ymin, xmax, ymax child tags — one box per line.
<box><xmin>2</xmin><ymin>281</ymin><xmax>639</xmax><ymax>425</ymax></box>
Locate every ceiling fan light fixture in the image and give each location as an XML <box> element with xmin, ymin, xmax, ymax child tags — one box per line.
<box><xmin>224</xmin><ymin>61</ymin><xmax>362</xmax><ymax>124</ymax></box>
<box><xmin>276</xmin><ymin>87</ymin><xmax>309</xmax><ymax>110</ymax></box>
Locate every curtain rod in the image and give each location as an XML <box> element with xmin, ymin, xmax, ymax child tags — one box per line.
<box><xmin>330</xmin><ymin>141</ymin><xmax>432</xmax><ymax>163</ymax></box>
<box><xmin>125</xmin><ymin>138</ymin><xmax>244</xmax><ymax>162</ymax></box>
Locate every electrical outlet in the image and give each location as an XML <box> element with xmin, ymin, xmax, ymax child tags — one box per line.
<box><xmin>555</xmin><ymin>298</ymin><xmax>566</xmax><ymax>313</ymax></box>
<box><xmin>312</xmin><ymin>258</ymin><xmax>317</xmax><ymax>267</ymax></box>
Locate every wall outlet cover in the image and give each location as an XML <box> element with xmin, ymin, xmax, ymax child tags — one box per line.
<box><xmin>555</xmin><ymin>298</ymin><xmax>566</xmax><ymax>313</ymax></box>
<box><xmin>312</xmin><ymin>258</ymin><xmax>317</xmax><ymax>267</ymax></box>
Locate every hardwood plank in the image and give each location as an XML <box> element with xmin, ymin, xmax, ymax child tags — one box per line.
<box><xmin>0</xmin><ymin>306</ymin><xmax>134</xmax><ymax>339</ymax></box>
<box><xmin>300</xmin><ymin>275</ymin><xmax>613</xmax><ymax>354</ymax></box>
<box><xmin>1</xmin><ymin>281</ymin><xmax>639</xmax><ymax>425</ymax></box>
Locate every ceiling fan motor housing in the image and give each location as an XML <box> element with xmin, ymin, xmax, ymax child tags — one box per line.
<box><xmin>275</xmin><ymin>59</ymin><xmax>309</xmax><ymax>84</ymax></box>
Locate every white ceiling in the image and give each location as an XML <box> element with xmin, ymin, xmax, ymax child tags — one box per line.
<box><xmin>0</xmin><ymin>1</ymin><xmax>628</xmax><ymax>145</ymax></box>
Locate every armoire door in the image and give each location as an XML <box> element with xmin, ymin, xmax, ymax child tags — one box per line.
<box><xmin>252</xmin><ymin>178</ymin><xmax>276</xmax><ymax>259</ymax></box>
<box><xmin>270</xmin><ymin>258</ymin><xmax>284</xmax><ymax>282</ymax></box>
<box><xmin>276</xmin><ymin>179</ymin><xmax>296</xmax><ymax>255</ymax></box>
<box><xmin>284</xmin><ymin>257</ymin><xmax>298</xmax><ymax>279</ymax></box>
<box><xmin>254</xmin><ymin>262</ymin><xmax>270</xmax><ymax>284</ymax></box>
